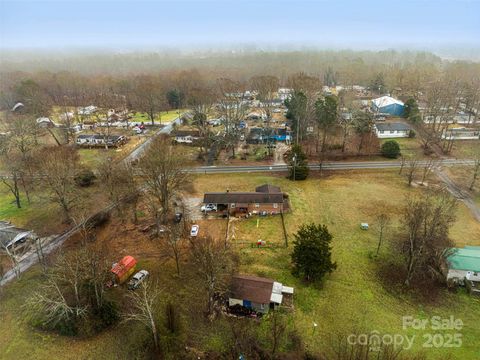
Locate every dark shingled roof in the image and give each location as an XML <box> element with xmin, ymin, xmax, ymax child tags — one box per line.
<box><xmin>77</xmin><ymin>134</ymin><xmax>123</xmax><ymax>141</ymax></box>
<box><xmin>0</xmin><ymin>221</ymin><xmax>32</xmax><ymax>247</ymax></box>
<box><xmin>375</xmin><ymin>123</ymin><xmax>411</xmax><ymax>132</ymax></box>
<box><xmin>255</xmin><ymin>184</ymin><xmax>281</xmax><ymax>193</ymax></box>
<box><xmin>231</xmin><ymin>275</ymin><xmax>274</xmax><ymax>304</ymax></box>
<box><xmin>172</xmin><ymin>130</ymin><xmax>201</xmax><ymax>137</ymax></box>
<box><xmin>203</xmin><ymin>192</ymin><xmax>283</xmax><ymax>204</ymax></box>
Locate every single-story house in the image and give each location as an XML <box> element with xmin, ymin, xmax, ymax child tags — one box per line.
<box><xmin>172</xmin><ymin>130</ymin><xmax>201</xmax><ymax>144</ymax></box>
<box><xmin>270</xmin><ymin>128</ymin><xmax>291</xmax><ymax>142</ymax></box>
<box><xmin>442</xmin><ymin>127</ymin><xmax>480</xmax><ymax>140</ymax></box>
<box><xmin>277</xmin><ymin>88</ymin><xmax>293</xmax><ymax>101</ymax></box>
<box><xmin>374</xmin><ymin>123</ymin><xmax>411</xmax><ymax>138</ymax></box>
<box><xmin>246</xmin><ymin>112</ymin><xmax>266</xmax><ymax>121</ymax></box>
<box><xmin>0</xmin><ymin>221</ymin><xmax>36</xmax><ymax>250</ymax></box>
<box><xmin>454</xmin><ymin>112</ymin><xmax>477</xmax><ymax>125</ymax></box>
<box><xmin>77</xmin><ymin>105</ymin><xmax>98</xmax><ymax>116</ymax></box>
<box><xmin>76</xmin><ymin>134</ymin><xmax>127</xmax><ymax>147</ymax></box>
<box><xmin>371</xmin><ymin>96</ymin><xmax>405</xmax><ymax>116</ymax></box>
<box><xmin>246</xmin><ymin>127</ymin><xmax>265</xmax><ymax>144</ymax></box>
<box><xmin>36</xmin><ymin>117</ymin><xmax>57</xmax><ymax>128</ymax></box>
<box><xmin>446</xmin><ymin>246</ymin><xmax>480</xmax><ymax>284</ymax></box>
<box><xmin>203</xmin><ymin>184</ymin><xmax>288</xmax><ymax>216</ymax></box>
<box><xmin>228</xmin><ymin>274</ymin><xmax>294</xmax><ymax>314</ymax></box>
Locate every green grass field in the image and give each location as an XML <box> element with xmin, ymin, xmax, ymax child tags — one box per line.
<box><xmin>192</xmin><ymin>171</ymin><xmax>480</xmax><ymax>359</ymax></box>
<box><xmin>1</xmin><ymin>170</ymin><xmax>480</xmax><ymax>359</ymax></box>
<box><xmin>130</xmin><ymin>109</ymin><xmax>189</xmax><ymax>124</ymax></box>
<box><xmin>381</xmin><ymin>137</ymin><xmax>425</xmax><ymax>159</ymax></box>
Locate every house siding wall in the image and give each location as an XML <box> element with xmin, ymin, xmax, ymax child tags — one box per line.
<box><xmin>447</xmin><ymin>269</ymin><xmax>480</xmax><ymax>282</ymax></box>
<box><xmin>227</xmin><ymin>203</ymin><xmax>283</xmax><ymax>215</ymax></box>
<box><xmin>375</xmin><ymin>130</ymin><xmax>409</xmax><ymax>139</ymax></box>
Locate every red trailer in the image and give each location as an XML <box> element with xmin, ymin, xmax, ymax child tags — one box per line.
<box><xmin>111</xmin><ymin>256</ymin><xmax>137</xmax><ymax>284</ymax></box>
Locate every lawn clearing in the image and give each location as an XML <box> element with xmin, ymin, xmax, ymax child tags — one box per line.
<box><xmin>192</xmin><ymin>171</ymin><xmax>480</xmax><ymax>359</ymax></box>
<box><xmin>130</xmin><ymin>109</ymin><xmax>189</xmax><ymax>124</ymax></box>
<box><xmin>1</xmin><ymin>170</ymin><xmax>480</xmax><ymax>359</ymax></box>
<box><xmin>381</xmin><ymin>137</ymin><xmax>426</xmax><ymax>159</ymax></box>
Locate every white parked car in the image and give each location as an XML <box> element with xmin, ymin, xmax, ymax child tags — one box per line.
<box><xmin>190</xmin><ymin>224</ymin><xmax>199</xmax><ymax>237</ymax></box>
<box><xmin>201</xmin><ymin>204</ymin><xmax>217</xmax><ymax>212</ymax></box>
<box><xmin>128</xmin><ymin>270</ymin><xmax>149</xmax><ymax>290</ymax></box>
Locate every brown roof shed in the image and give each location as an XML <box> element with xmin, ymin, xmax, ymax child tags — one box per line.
<box><xmin>231</xmin><ymin>275</ymin><xmax>274</xmax><ymax>304</ymax></box>
<box><xmin>203</xmin><ymin>192</ymin><xmax>283</xmax><ymax>204</ymax></box>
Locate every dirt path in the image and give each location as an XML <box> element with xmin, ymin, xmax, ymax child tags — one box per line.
<box><xmin>435</xmin><ymin>168</ymin><xmax>480</xmax><ymax>222</ymax></box>
<box><xmin>274</xmin><ymin>143</ymin><xmax>289</xmax><ymax>165</ymax></box>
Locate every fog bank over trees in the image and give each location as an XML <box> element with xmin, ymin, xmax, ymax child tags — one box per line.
<box><xmin>0</xmin><ymin>49</ymin><xmax>454</xmax><ymax>78</ymax></box>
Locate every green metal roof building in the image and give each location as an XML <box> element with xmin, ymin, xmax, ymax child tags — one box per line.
<box><xmin>446</xmin><ymin>247</ymin><xmax>480</xmax><ymax>283</ymax></box>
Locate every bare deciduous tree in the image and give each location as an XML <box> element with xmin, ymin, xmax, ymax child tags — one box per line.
<box><xmin>138</xmin><ymin>137</ymin><xmax>190</xmax><ymax>228</ymax></box>
<box><xmin>405</xmin><ymin>158</ymin><xmax>419</xmax><ymax>186</ymax></box>
<box><xmin>35</xmin><ymin>146</ymin><xmax>80</xmax><ymax>223</ymax></box>
<box><xmin>420</xmin><ymin>159</ymin><xmax>437</xmax><ymax>185</ymax></box>
<box><xmin>189</xmin><ymin>236</ymin><xmax>235</xmax><ymax>319</ymax></box>
<box><xmin>401</xmin><ymin>191</ymin><xmax>457</xmax><ymax>286</ymax></box>
<box><xmin>375</xmin><ymin>213</ymin><xmax>391</xmax><ymax>256</ymax></box>
<box><xmin>123</xmin><ymin>281</ymin><xmax>161</xmax><ymax>351</ymax></box>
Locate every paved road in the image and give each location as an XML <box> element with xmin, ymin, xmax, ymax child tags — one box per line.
<box><xmin>1</xmin><ymin>150</ymin><xmax>476</xmax><ymax>285</ymax></box>
<box><xmin>124</xmin><ymin>116</ymin><xmax>183</xmax><ymax>163</ymax></box>
<box><xmin>187</xmin><ymin>159</ymin><xmax>476</xmax><ymax>174</ymax></box>
<box><xmin>1</xmin><ymin>203</ymin><xmax>117</xmax><ymax>286</ymax></box>
<box><xmin>435</xmin><ymin>168</ymin><xmax>480</xmax><ymax>222</ymax></box>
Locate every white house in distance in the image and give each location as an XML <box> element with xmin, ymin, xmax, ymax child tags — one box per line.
<box><xmin>374</xmin><ymin>123</ymin><xmax>411</xmax><ymax>138</ymax></box>
<box><xmin>172</xmin><ymin>130</ymin><xmax>201</xmax><ymax>144</ymax></box>
<box><xmin>277</xmin><ymin>88</ymin><xmax>293</xmax><ymax>101</ymax></box>
<box><xmin>446</xmin><ymin>246</ymin><xmax>480</xmax><ymax>284</ymax></box>
<box><xmin>442</xmin><ymin>127</ymin><xmax>480</xmax><ymax>140</ymax></box>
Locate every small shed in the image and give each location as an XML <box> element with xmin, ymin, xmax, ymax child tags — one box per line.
<box><xmin>111</xmin><ymin>255</ymin><xmax>137</xmax><ymax>284</ymax></box>
<box><xmin>229</xmin><ymin>274</ymin><xmax>294</xmax><ymax>314</ymax></box>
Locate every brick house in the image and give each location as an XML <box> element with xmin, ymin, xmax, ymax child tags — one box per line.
<box><xmin>202</xmin><ymin>184</ymin><xmax>288</xmax><ymax>216</ymax></box>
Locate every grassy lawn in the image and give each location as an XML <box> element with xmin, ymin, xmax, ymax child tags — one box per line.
<box><xmin>77</xmin><ymin>135</ymin><xmax>146</xmax><ymax>168</ymax></box>
<box><xmin>130</xmin><ymin>109</ymin><xmax>189</xmax><ymax>124</ymax></box>
<box><xmin>192</xmin><ymin>171</ymin><xmax>480</xmax><ymax>359</ymax></box>
<box><xmin>1</xmin><ymin>170</ymin><xmax>480</xmax><ymax>359</ymax></box>
<box><xmin>0</xmin><ymin>186</ymin><xmax>62</xmax><ymax>231</ymax></box>
<box><xmin>381</xmin><ymin>137</ymin><xmax>425</xmax><ymax>159</ymax></box>
<box><xmin>449</xmin><ymin>141</ymin><xmax>480</xmax><ymax>159</ymax></box>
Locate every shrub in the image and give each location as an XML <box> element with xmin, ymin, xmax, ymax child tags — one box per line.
<box><xmin>381</xmin><ymin>140</ymin><xmax>400</xmax><ymax>159</ymax></box>
<box><xmin>408</xmin><ymin>129</ymin><xmax>416</xmax><ymax>138</ymax></box>
<box><xmin>74</xmin><ymin>169</ymin><xmax>96</xmax><ymax>187</ymax></box>
<box><xmin>92</xmin><ymin>300</ymin><xmax>119</xmax><ymax>330</ymax></box>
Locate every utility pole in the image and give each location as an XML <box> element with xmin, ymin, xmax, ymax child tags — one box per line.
<box><xmin>292</xmin><ymin>155</ymin><xmax>297</xmax><ymax>181</ymax></box>
<box><xmin>296</xmin><ymin>117</ymin><xmax>300</xmax><ymax>145</ymax></box>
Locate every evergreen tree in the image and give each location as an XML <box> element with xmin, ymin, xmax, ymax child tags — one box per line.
<box><xmin>287</xmin><ymin>144</ymin><xmax>309</xmax><ymax>180</ymax></box>
<box><xmin>403</xmin><ymin>98</ymin><xmax>421</xmax><ymax>123</ymax></box>
<box><xmin>291</xmin><ymin>223</ymin><xmax>337</xmax><ymax>282</ymax></box>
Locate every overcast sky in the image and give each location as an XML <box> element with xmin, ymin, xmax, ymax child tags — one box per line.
<box><xmin>1</xmin><ymin>0</ymin><xmax>479</xmax><ymax>50</ymax></box>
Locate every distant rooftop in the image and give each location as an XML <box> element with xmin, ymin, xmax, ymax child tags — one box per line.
<box><xmin>375</xmin><ymin>123</ymin><xmax>411</xmax><ymax>132</ymax></box>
